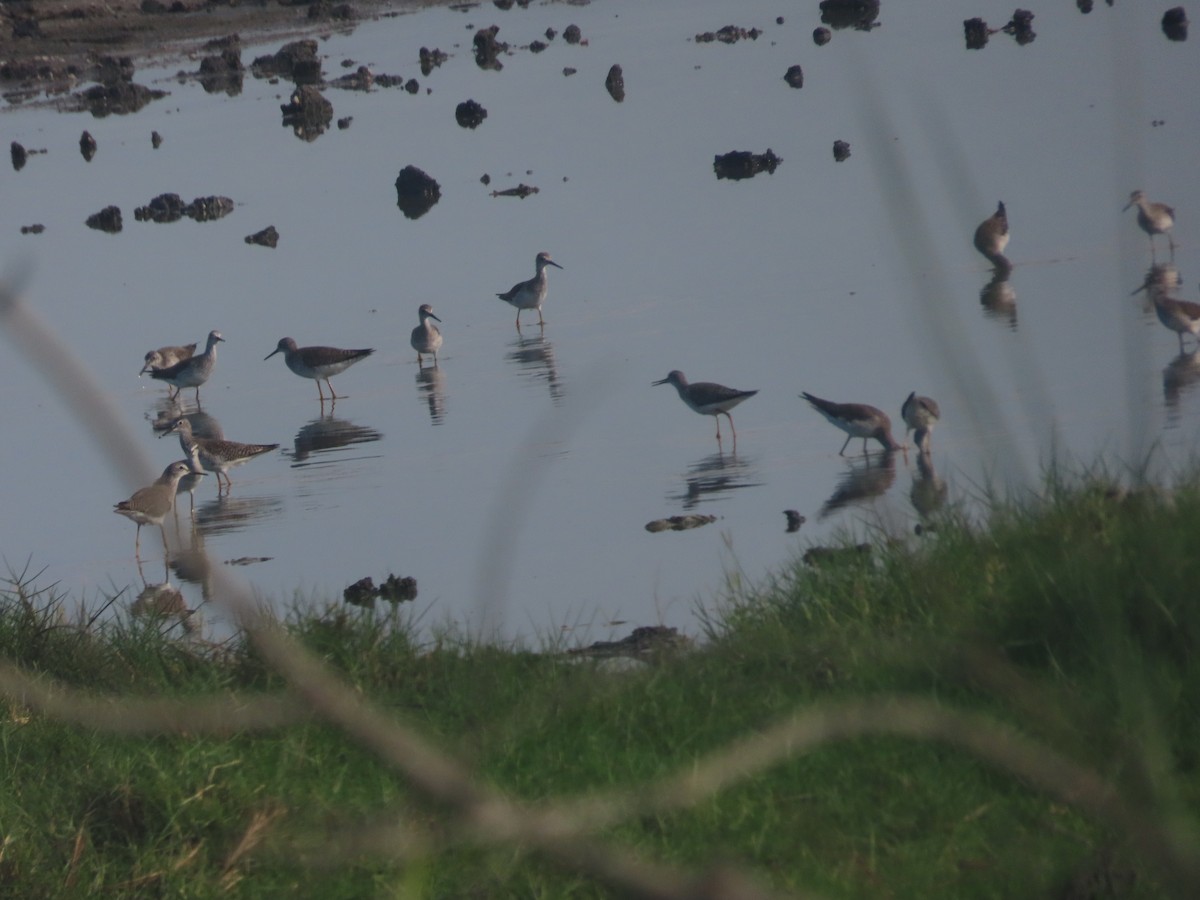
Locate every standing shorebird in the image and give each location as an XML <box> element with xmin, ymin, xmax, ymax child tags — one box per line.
<box><xmin>901</xmin><ymin>392</ymin><xmax>941</xmax><ymax>452</ymax></box>
<box><xmin>653</xmin><ymin>370</ymin><xmax>758</xmax><ymax>444</ymax></box>
<box><xmin>140</xmin><ymin>342</ymin><xmax>197</xmax><ymax>398</ymax></box>
<box><xmin>265</xmin><ymin>337</ymin><xmax>374</xmax><ymax>401</ymax></box>
<box><xmin>496</xmin><ymin>251</ymin><xmax>563</xmax><ymax>329</ymax></box>
<box><xmin>161</xmin><ymin>417</ymin><xmax>278</xmax><ymax>491</ymax></box>
<box><xmin>113</xmin><ymin>461</ymin><xmax>197</xmax><ymax>554</ymax></box>
<box><xmin>1124</xmin><ymin>190</ymin><xmax>1175</xmax><ymax>256</ymax></box>
<box><xmin>410</xmin><ymin>303</ymin><xmax>443</xmax><ymax>367</ymax></box>
<box><xmin>1148</xmin><ymin>288</ymin><xmax>1200</xmax><ymax>352</ymax></box>
<box><xmin>801</xmin><ymin>392</ymin><xmax>901</xmax><ymax>455</ymax></box>
<box><xmin>148</xmin><ymin>330</ymin><xmax>223</xmax><ymax>404</ymax></box>
<box><xmin>973</xmin><ymin>201</ymin><xmax>1010</xmax><ymax>267</ymax></box>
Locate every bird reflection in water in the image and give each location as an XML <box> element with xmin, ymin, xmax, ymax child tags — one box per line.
<box><xmin>979</xmin><ymin>259</ymin><xmax>1017</xmax><ymax>329</ymax></box>
<box><xmin>505</xmin><ymin>332</ymin><xmax>563</xmax><ymax>403</ymax></box>
<box><xmin>131</xmin><ymin>581</ymin><xmax>199</xmax><ymax>637</ymax></box>
<box><xmin>818</xmin><ymin>450</ymin><xmax>896</xmax><ymax>521</ymax></box>
<box><xmin>289</xmin><ymin>413</ymin><xmax>383</xmax><ymax>464</ymax></box>
<box><xmin>667</xmin><ymin>450</ymin><xmax>763</xmax><ymax>511</ymax></box>
<box><xmin>192</xmin><ymin>492</ymin><xmax>284</xmax><ymax>538</ymax></box>
<box><xmin>909</xmin><ymin>449</ymin><xmax>948</xmax><ymax>526</ymax></box>
<box><xmin>1132</xmin><ymin>262</ymin><xmax>1181</xmax><ymax>312</ymax></box>
<box><xmin>1162</xmin><ymin>351</ymin><xmax>1200</xmax><ymax>423</ymax></box>
<box><xmin>415</xmin><ymin>364</ymin><xmax>447</xmax><ymax>425</ymax></box>
<box><xmin>150</xmin><ymin>403</ymin><xmax>224</xmax><ymax>441</ymax></box>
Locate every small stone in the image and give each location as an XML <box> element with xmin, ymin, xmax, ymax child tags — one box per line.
<box><xmin>813</xmin><ymin>26</ymin><xmax>832</xmax><ymax>45</ymax></box>
<box><xmin>80</xmin><ymin>130</ymin><xmax>97</xmax><ymax>161</ymax></box>
<box><xmin>833</xmin><ymin>140</ymin><xmax>851</xmax><ymax>162</ymax></box>
<box><xmin>783</xmin><ymin>64</ymin><xmax>803</xmax><ymax>88</ymax></box>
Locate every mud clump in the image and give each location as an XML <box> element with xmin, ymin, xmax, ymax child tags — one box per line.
<box><xmin>79</xmin><ymin>80</ymin><xmax>166</xmax><ymax>117</ymax></box>
<box><xmin>133</xmin><ymin>193</ymin><xmax>234</xmax><ymax>223</ymax></box>
<box><xmin>491</xmin><ymin>183</ymin><xmax>539</xmax><ymax>199</ymax></box>
<box><xmin>80</xmin><ymin>130</ymin><xmax>97</xmax><ymax>161</ymax></box>
<box><xmin>343</xmin><ymin>574</ymin><xmax>417</xmax><ymax>606</ymax></box>
<box><xmin>419</xmin><ymin>46</ymin><xmax>448</xmax><ymax>76</ymax></box>
<box><xmin>455</xmin><ymin>99</ymin><xmax>488</xmax><ymax>128</ymax></box>
<box><xmin>833</xmin><ymin>140</ymin><xmax>851</xmax><ymax>162</ymax></box>
<box><xmin>151</xmin><ymin>131</ymin><xmax>163</xmax><ymax>148</ymax></box>
<box><xmin>1162</xmin><ymin>7</ymin><xmax>1188</xmax><ymax>41</ymax></box>
<box><xmin>819</xmin><ymin>0</ymin><xmax>881</xmax><ymax>31</ymax></box>
<box><xmin>563</xmin><ymin>24</ymin><xmax>583</xmax><ymax>45</ymax></box>
<box><xmin>964</xmin><ymin>17</ymin><xmax>989</xmax><ymax>50</ymax></box>
<box><xmin>713</xmin><ymin>148</ymin><xmax>782</xmax><ymax>180</ymax></box>
<box><xmin>813</xmin><ymin>26</ymin><xmax>832</xmax><ymax>45</ymax></box>
<box><xmin>783</xmin><ymin>64</ymin><xmax>804</xmax><ymax>88</ymax></box>
<box><xmin>251</xmin><ymin>39</ymin><xmax>322</xmax><ymax>83</ymax></box>
<box><xmin>645</xmin><ymin>514</ymin><xmax>718</xmax><ymax>533</ymax></box>
<box><xmin>10</xmin><ymin>141</ymin><xmax>27</xmax><ymax>172</ymax></box>
<box><xmin>695</xmin><ymin>25</ymin><xmax>762</xmax><ymax>44</ymax></box>
<box><xmin>198</xmin><ymin>47</ymin><xmax>244</xmax><ymax>95</ymax></box>
<box><xmin>245</xmin><ymin>226</ymin><xmax>279</xmax><ymax>248</ymax></box>
<box><xmin>473</xmin><ymin>25</ymin><xmax>507</xmax><ymax>71</ymax></box>
<box><xmin>784</xmin><ymin>510</ymin><xmax>805</xmax><ymax>533</ymax></box>
<box><xmin>395</xmin><ymin>165</ymin><xmax>441</xmax><ymax>220</ymax></box>
<box><xmin>1001</xmin><ymin>9</ymin><xmax>1036</xmax><ymax>45</ymax></box>
<box><xmin>605</xmin><ymin>64</ymin><xmax>625</xmax><ymax>102</ymax></box>
<box><xmin>281</xmin><ymin>85</ymin><xmax>333</xmax><ymax>141</ymax></box>
<box><xmin>86</xmin><ymin>206</ymin><xmax>123</xmax><ymax>233</ymax></box>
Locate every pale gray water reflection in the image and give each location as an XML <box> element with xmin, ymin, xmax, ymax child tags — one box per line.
<box><xmin>1</xmin><ymin>0</ymin><xmax>1200</xmax><ymax>643</ymax></box>
<box><xmin>287</xmin><ymin>414</ymin><xmax>383</xmax><ymax>464</ymax></box>
<box><xmin>669</xmin><ymin>451</ymin><xmax>764</xmax><ymax>512</ymax></box>
<box><xmin>817</xmin><ymin>451</ymin><xmax>897</xmax><ymax>522</ymax></box>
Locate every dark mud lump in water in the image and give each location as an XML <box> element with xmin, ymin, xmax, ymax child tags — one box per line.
<box><xmin>813</xmin><ymin>27</ymin><xmax>832</xmax><ymax>45</ymax></box>
<box><xmin>784</xmin><ymin>65</ymin><xmax>804</xmax><ymax>88</ymax></box>
<box><xmin>1162</xmin><ymin>7</ymin><xmax>1188</xmax><ymax>41</ymax></box>
<box><xmin>605</xmin><ymin>64</ymin><xmax>625</xmax><ymax>102</ymax></box>
<box><xmin>833</xmin><ymin>140</ymin><xmax>851</xmax><ymax>162</ymax></box>
<box><xmin>80</xmin><ymin>130</ymin><xmax>97</xmax><ymax>161</ymax></box>
<box><xmin>964</xmin><ymin>18</ymin><xmax>989</xmax><ymax>50</ymax></box>
<box><xmin>713</xmin><ymin>149</ymin><xmax>782</xmax><ymax>180</ymax></box>
<box><xmin>455</xmin><ymin>99</ymin><xmax>488</xmax><ymax>129</ymax></box>
<box><xmin>86</xmin><ymin>206</ymin><xmax>123</xmax><ymax>234</ymax></box>
<box><xmin>819</xmin><ymin>0</ymin><xmax>881</xmax><ymax>31</ymax></box>
<box><xmin>395</xmin><ymin>165</ymin><xmax>441</xmax><ymax>220</ymax></box>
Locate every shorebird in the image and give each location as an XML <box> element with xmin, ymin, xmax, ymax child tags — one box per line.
<box><xmin>113</xmin><ymin>461</ymin><xmax>197</xmax><ymax>554</ymax></box>
<box><xmin>973</xmin><ymin>201</ymin><xmax>1010</xmax><ymax>267</ymax></box>
<box><xmin>653</xmin><ymin>370</ymin><xmax>758</xmax><ymax>443</ymax></box>
<box><xmin>265</xmin><ymin>337</ymin><xmax>374</xmax><ymax>401</ymax></box>
<box><xmin>140</xmin><ymin>342</ymin><xmax>197</xmax><ymax>397</ymax></box>
<box><xmin>801</xmin><ymin>392</ymin><xmax>901</xmax><ymax>455</ymax></box>
<box><xmin>1149</xmin><ymin>289</ymin><xmax>1200</xmax><ymax>352</ymax></box>
<box><xmin>496</xmin><ymin>251</ymin><xmax>563</xmax><ymax>329</ymax></box>
<box><xmin>1124</xmin><ymin>190</ymin><xmax>1175</xmax><ymax>256</ymax></box>
<box><xmin>148</xmin><ymin>330</ymin><xmax>223</xmax><ymax>403</ymax></box>
<box><xmin>161</xmin><ymin>417</ymin><xmax>278</xmax><ymax>491</ymax></box>
<box><xmin>901</xmin><ymin>392</ymin><xmax>941</xmax><ymax>452</ymax></box>
<box><xmin>410</xmin><ymin>303</ymin><xmax>443</xmax><ymax>367</ymax></box>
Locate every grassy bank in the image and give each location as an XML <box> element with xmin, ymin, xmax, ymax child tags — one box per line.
<box><xmin>1</xmin><ymin>473</ymin><xmax>1197</xmax><ymax>898</ymax></box>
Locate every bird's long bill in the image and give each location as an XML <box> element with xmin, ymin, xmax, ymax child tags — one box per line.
<box><xmin>547</xmin><ymin>260</ymin><xmax>564</xmax><ymax>269</ymax></box>
<box><xmin>652</xmin><ymin>377</ymin><xmax>670</xmax><ymax>386</ymax></box>
<box><xmin>264</xmin><ymin>348</ymin><xmax>281</xmax><ymax>360</ymax></box>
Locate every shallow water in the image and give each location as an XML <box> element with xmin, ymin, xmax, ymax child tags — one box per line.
<box><xmin>1</xmin><ymin>0</ymin><xmax>1198</xmax><ymax>643</ymax></box>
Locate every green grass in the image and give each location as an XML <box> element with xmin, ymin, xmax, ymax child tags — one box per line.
<box><xmin>1</xmin><ymin>474</ymin><xmax>1198</xmax><ymax>898</ymax></box>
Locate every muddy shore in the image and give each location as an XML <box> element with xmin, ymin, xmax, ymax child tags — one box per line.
<box><xmin>0</xmin><ymin>0</ymin><xmax>444</xmax><ymax>96</ymax></box>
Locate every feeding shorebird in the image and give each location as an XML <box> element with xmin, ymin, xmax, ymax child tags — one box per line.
<box><xmin>1124</xmin><ymin>190</ymin><xmax>1175</xmax><ymax>256</ymax></box>
<box><xmin>160</xmin><ymin>417</ymin><xmax>278</xmax><ymax>491</ymax></box>
<box><xmin>801</xmin><ymin>392</ymin><xmax>901</xmax><ymax>455</ymax></box>
<box><xmin>265</xmin><ymin>337</ymin><xmax>374</xmax><ymax>401</ymax></box>
<box><xmin>653</xmin><ymin>370</ymin><xmax>758</xmax><ymax>444</ymax></box>
<box><xmin>973</xmin><ymin>201</ymin><xmax>1010</xmax><ymax>267</ymax></box>
<box><xmin>496</xmin><ymin>251</ymin><xmax>563</xmax><ymax>329</ymax></box>
<box><xmin>901</xmin><ymin>392</ymin><xmax>941</xmax><ymax>452</ymax></box>
<box><xmin>113</xmin><ymin>461</ymin><xmax>197</xmax><ymax>554</ymax></box>
<box><xmin>140</xmin><ymin>342</ymin><xmax>197</xmax><ymax>397</ymax></box>
<box><xmin>148</xmin><ymin>330</ymin><xmax>223</xmax><ymax>403</ymax></box>
<box><xmin>410</xmin><ymin>303</ymin><xmax>443</xmax><ymax>367</ymax></box>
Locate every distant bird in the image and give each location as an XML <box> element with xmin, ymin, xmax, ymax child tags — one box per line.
<box><xmin>901</xmin><ymin>392</ymin><xmax>941</xmax><ymax>452</ymax></box>
<box><xmin>410</xmin><ymin>303</ymin><xmax>443</xmax><ymax>367</ymax></box>
<box><xmin>1124</xmin><ymin>190</ymin><xmax>1175</xmax><ymax>256</ymax></box>
<box><xmin>148</xmin><ymin>330</ymin><xmax>223</xmax><ymax>404</ymax></box>
<box><xmin>654</xmin><ymin>370</ymin><xmax>758</xmax><ymax>444</ymax></box>
<box><xmin>113</xmin><ymin>461</ymin><xmax>197</xmax><ymax>554</ymax></box>
<box><xmin>973</xmin><ymin>201</ymin><xmax>1010</xmax><ymax>267</ymax></box>
<box><xmin>265</xmin><ymin>337</ymin><xmax>374</xmax><ymax>401</ymax></box>
<box><xmin>140</xmin><ymin>342</ymin><xmax>197</xmax><ymax>398</ymax></box>
<box><xmin>801</xmin><ymin>392</ymin><xmax>901</xmax><ymax>455</ymax></box>
<box><xmin>497</xmin><ymin>251</ymin><xmax>563</xmax><ymax>329</ymax></box>
<box><xmin>1149</xmin><ymin>289</ymin><xmax>1200</xmax><ymax>352</ymax></box>
<box><xmin>161</xmin><ymin>417</ymin><xmax>278</xmax><ymax>491</ymax></box>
